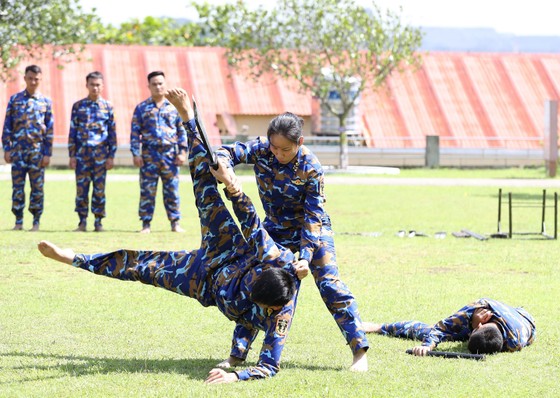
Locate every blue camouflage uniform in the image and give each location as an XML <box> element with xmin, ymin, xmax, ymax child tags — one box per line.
<box><xmin>70</xmin><ymin>120</ymin><xmax>299</xmax><ymax>381</ymax></box>
<box><xmin>216</xmin><ymin>138</ymin><xmax>369</xmax><ymax>357</ymax></box>
<box><xmin>2</xmin><ymin>89</ymin><xmax>54</xmax><ymax>226</ymax></box>
<box><xmin>69</xmin><ymin>97</ymin><xmax>117</xmax><ymax>227</ymax></box>
<box><xmin>379</xmin><ymin>298</ymin><xmax>536</xmax><ymax>351</ymax></box>
<box><xmin>130</xmin><ymin>98</ymin><xmax>187</xmax><ymax>227</ymax></box>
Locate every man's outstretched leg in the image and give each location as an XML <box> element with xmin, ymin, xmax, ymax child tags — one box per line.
<box><xmin>364</xmin><ymin>320</ymin><xmax>433</xmax><ymax>340</ymax></box>
<box><xmin>363</xmin><ymin>322</ymin><xmax>382</xmax><ymax>333</ymax></box>
<box><xmin>167</xmin><ymin>88</ymin><xmax>246</xmax><ymax>270</ymax></box>
<box><xmin>38</xmin><ymin>241</ymin><xmax>75</xmax><ymax>265</ymax></box>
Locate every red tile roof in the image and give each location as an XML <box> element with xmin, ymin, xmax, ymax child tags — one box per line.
<box><xmin>1</xmin><ymin>46</ymin><xmax>559</xmax><ymax>149</ymax></box>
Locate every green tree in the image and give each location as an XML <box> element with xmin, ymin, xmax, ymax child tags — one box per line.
<box><xmin>91</xmin><ymin>16</ymin><xmax>201</xmax><ymax>46</ymax></box>
<box><xmin>0</xmin><ymin>0</ymin><xmax>100</xmax><ymax>82</ymax></box>
<box><xmin>194</xmin><ymin>0</ymin><xmax>423</xmax><ymax>168</ymax></box>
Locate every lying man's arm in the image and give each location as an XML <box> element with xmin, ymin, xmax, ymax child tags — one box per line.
<box><xmin>413</xmin><ymin>304</ymin><xmax>478</xmax><ymax>356</ymax></box>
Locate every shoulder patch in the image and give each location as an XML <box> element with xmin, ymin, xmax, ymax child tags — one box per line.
<box><xmin>275</xmin><ymin>314</ymin><xmax>290</xmax><ymax>337</ymax></box>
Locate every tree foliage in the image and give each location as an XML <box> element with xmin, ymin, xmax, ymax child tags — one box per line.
<box><xmin>90</xmin><ymin>17</ymin><xmax>201</xmax><ymax>46</ymax></box>
<box><xmin>0</xmin><ymin>0</ymin><xmax>100</xmax><ymax>82</ymax></box>
<box><xmin>195</xmin><ymin>0</ymin><xmax>422</xmax><ymax>122</ymax></box>
<box><xmin>88</xmin><ymin>2</ymin><xmax>239</xmax><ymax>47</ymax></box>
<box><xmin>193</xmin><ymin>0</ymin><xmax>423</xmax><ymax>167</ymax></box>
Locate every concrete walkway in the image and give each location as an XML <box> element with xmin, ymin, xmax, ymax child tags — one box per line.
<box><xmin>2</xmin><ymin>172</ymin><xmax>560</xmax><ymax>187</ymax></box>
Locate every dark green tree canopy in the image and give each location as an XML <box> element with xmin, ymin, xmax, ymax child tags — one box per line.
<box><xmin>0</xmin><ymin>0</ymin><xmax>100</xmax><ymax>81</ymax></box>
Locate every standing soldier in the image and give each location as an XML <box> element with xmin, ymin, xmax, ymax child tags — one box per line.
<box><xmin>2</xmin><ymin>65</ymin><xmax>53</xmax><ymax>232</ymax></box>
<box><xmin>68</xmin><ymin>71</ymin><xmax>117</xmax><ymax>232</ymax></box>
<box><xmin>130</xmin><ymin>71</ymin><xmax>187</xmax><ymax>233</ymax></box>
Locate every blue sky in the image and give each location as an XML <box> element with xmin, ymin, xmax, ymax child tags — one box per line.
<box><xmin>80</xmin><ymin>0</ymin><xmax>560</xmax><ymax>37</ymax></box>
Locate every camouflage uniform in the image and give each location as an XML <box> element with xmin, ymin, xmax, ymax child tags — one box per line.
<box><xmin>130</xmin><ymin>98</ymin><xmax>187</xmax><ymax>228</ymax></box>
<box><xmin>70</xmin><ymin>120</ymin><xmax>299</xmax><ymax>381</ymax></box>
<box><xmin>69</xmin><ymin>97</ymin><xmax>117</xmax><ymax>227</ymax></box>
<box><xmin>379</xmin><ymin>298</ymin><xmax>536</xmax><ymax>351</ymax></box>
<box><xmin>2</xmin><ymin>89</ymin><xmax>54</xmax><ymax>227</ymax></box>
<box><xmin>216</xmin><ymin>138</ymin><xmax>369</xmax><ymax>356</ymax></box>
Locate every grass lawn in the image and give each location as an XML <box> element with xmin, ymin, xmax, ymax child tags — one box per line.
<box><xmin>0</xmin><ymin>168</ymin><xmax>558</xmax><ymax>397</ymax></box>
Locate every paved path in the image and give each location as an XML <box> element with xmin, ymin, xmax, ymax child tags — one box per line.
<box><xmin>2</xmin><ymin>172</ymin><xmax>560</xmax><ymax>187</ymax></box>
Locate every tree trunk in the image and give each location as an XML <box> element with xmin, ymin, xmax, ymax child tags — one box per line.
<box><xmin>338</xmin><ymin>113</ymin><xmax>349</xmax><ymax>169</ymax></box>
<box><xmin>339</xmin><ymin>130</ymin><xmax>348</xmax><ymax>169</ymax></box>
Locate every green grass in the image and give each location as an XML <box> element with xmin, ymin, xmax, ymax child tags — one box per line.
<box><xmin>1</xmin><ymin>169</ymin><xmax>559</xmax><ymax>397</ymax></box>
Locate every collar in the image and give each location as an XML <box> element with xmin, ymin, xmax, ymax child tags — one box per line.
<box><xmin>86</xmin><ymin>96</ymin><xmax>103</xmax><ymax>103</ymax></box>
<box><xmin>148</xmin><ymin>96</ymin><xmax>169</xmax><ymax>108</ymax></box>
<box><xmin>268</xmin><ymin>147</ymin><xmax>301</xmax><ymax>173</ymax></box>
<box><xmin>24</xmin><ymin>89</ymin><xmax>40</xmax><ymax>99</ymax></box>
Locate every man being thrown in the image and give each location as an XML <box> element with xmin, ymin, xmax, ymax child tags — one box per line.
<box><xmin>38</xmin><ymin>87</ymin><xmax>310</xmax><ymax>384</ymax></box>
<box><xmin>364</xmin><ymin>298</ymin><xmax>536</xmax><ymax>355</ymax></box>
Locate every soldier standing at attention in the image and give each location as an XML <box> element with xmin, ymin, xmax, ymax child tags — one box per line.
<box><xmin>69</xmin><ymin>71</ymin><xmax>117</xmax><ymax>232</ymax></box>
<box><xmin>130</xmin><ymin>71</ymin><xmax>187</xmax><ymax>233</ymax></box>
<box><xmin>2</xmin><ymin>64</ymin><xmax>53</xmax><ymax>232</ymax></box>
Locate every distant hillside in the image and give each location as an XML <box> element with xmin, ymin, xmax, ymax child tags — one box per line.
<box><xmin>421</xmin><ymin>27</ymin><xmax>560</xmax><ymax>53</ymax></box>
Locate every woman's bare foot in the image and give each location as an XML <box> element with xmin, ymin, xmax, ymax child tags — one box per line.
<box><xmin>215</xmin><ymin>356</ymin><xmax>244</xmax><ymax>369</ymax></box>
<box><xmin>350</xmin><ymin>348</ymin><xmax>368</xmax><ymax>372</ymax></box>
<box><xmin>37</xmin><ymin>241</ymin><xmax>75</xmax><ymax>265</ymax></box>
<box><xmin>362</xmin><ymin>322</ymin><xmax>382</xmax><ymax>334</ymax></box>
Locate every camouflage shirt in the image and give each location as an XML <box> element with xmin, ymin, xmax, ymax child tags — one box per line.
<box><xmin>69</xmin><ymin>97</ymin><xmax>117</xmax><ymax>158</ymax></box>
<box><xmin>2</xmin><ymin>90</ymin><xmax>54</xmax><ymax>155</ymax></box>
<box><xmin>130</xmin><ymin>97</ymin><xmax>187</xmax><ymax>157</ymax></box>
<box><xmin>216</xmin><ymin>137</ymin><xmax>326</xmax><ymax>263</ymax></box>
<box><xmin>423</xmin><ymin>298</ymin><xmax>536</xmax><ymax>351</ymax></box>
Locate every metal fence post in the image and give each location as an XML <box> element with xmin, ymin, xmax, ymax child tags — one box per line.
<box><xmin>425</xmin><ymin>135</ymin><xmax>440</xmax><ymax>168</ymax></box>
<box><xmin>544</xmin><ymin>100</ymin><xmax>558</xmax><ymax>177</ymax></box>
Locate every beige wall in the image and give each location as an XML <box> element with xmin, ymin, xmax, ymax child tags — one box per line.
<box><xmin>219</xmin><ymin>115</ymin><xmax>312</xmax><ymax>140</ymax></box>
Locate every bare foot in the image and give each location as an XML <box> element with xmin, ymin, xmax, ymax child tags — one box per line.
<box><xmin>362</xmin><ymin>322</ymin><xmax>382</xmax><ymax>334</ymax></box>
<box><xmin>37</xmin><ymin>241</ymin><xmax>75</xmax><ymax>265</ymax></box>
<box><xmin>350</xmin><ymin>348</ymin><xmax>368</xmax><ymax>372</ymax></box>
<box><xmin>13</xmin><ymin>224</ymin><xmax>23</xmax><ymax>231</ymax></box>
<box><xmin>171</xmin><ymin>223</ymin><xmax>184</xmax><ymax>233</ymax></box>
<box><xmin>215</xmin><ymin>356</ymin><xmax>244</xmax><ymax>369</ymax></box>
<box><xmin>140</xmin><ymin>226</ymin><xmax>151</xmax><ymax>234</ymax></box>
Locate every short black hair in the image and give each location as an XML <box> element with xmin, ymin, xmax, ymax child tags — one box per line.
<box><xmin>25</xmin><ymin>65</ymin><xmax>42</xmax><ymax>74</ymax></box>
<box><xmin>250</xmin><ymin>268</ymin><xmax>296</xmax><ymax>307</ymax></box>
<box><xmin>267</xmin><ymin>112</ymin><xmax>304</xmax><ymax>143</ymax></box>
<box><xmin>86</xmin><ymin>71</ymin><xmax>103</xmax><ymax>82</ymax></box>
<box><xmin>147</xmin><ymin>70</ymin><xmax>165</xmax><ymax>83</ymax></box>
<box><xmin>468</xmin><ymin>326</ymin><xmax>503</xmax><ymax>354</ymax></box>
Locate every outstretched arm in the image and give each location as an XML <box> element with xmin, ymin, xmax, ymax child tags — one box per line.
<box><xmin>209</xmin><ymin>158</ymin><xmax>242</xmax><ymax>197</ymax></box>
<box><xmin>220</xmin><ymin>170</ymin><xmax>301</xmax><ymax>276</ymax></box>
<box><xmin>414</xmin><ymin>304</ymin><xmax>477</xmax><ymax>355</ymax></box>
<box><xmin>165</xmin><ymin>88</ymin><xmax>194</xmax><ymax>122</ymax></box>
<box><xmin>234</xmin><ymin>291</ymin><xmax>299</xmax><ymax>381</ymax></box>
<box><xmin>205</xmin><ymin>368</ymin><xmax>239</xmax><ymax>384</ymax></box>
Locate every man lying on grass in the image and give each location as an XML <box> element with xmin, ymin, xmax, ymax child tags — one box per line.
<box><xmin>38</xmin><ymin>88</ymin><xmax>311</xmax><ymax>384</ymax></box>
<box><xmin>364</xmin><ymin>298</ymin><xmax>536</xmax><ymax>355</ymax></box>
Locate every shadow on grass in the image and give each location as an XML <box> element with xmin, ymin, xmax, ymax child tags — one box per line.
<box><xmin>0</xmin><ymin>351</ymin><xmax>342</xmax><ymax>385</ymax></box>
<box><xmin>1</xmin><ymin>351</ymin><xmax>213</xmax><ymax>384</ymax></box>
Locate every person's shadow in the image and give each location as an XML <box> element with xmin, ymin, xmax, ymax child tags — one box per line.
<box><xmin>2</xmin><ymin>351</ymin><xmax>342</xmax><ymax>384</ymax></box>
<box><xmin>1</xmin><ymin>351</ymin><xmax>219</xmax><ymax>384</ymax></box>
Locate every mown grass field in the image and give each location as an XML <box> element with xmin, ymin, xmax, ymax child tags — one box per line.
<box><xmin>0</xmin><ymin>167</ymin><xmax>558</xmax><ymax>397</ymax></box>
